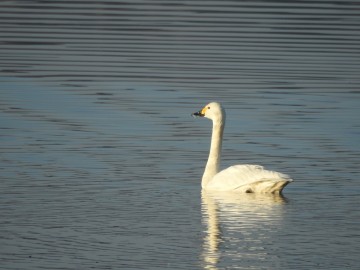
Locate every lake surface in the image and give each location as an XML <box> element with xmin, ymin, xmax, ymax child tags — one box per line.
<box><xmin>1</xmin><ymin>1</ymin><xmax>360</xmax><ymax>269</ymax></box>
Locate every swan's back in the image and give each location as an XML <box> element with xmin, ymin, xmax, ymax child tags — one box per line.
<box><xmin>205</xmin><ymin>165</ymin><xmax>292</xmax><ymax>193</ymax></box>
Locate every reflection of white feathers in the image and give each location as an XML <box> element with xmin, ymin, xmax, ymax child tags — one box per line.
<box><xmin>192</xmin><ymin>102</ymin><xmax>292</xmax><ymax>193</ymax></box>
<box><xmin>201</xmin><ymin>191</ymin><xmax>287</xmax><ymax>270</ymax></box>
<box><xmin>201</xmin><ymin>191</ymin><xmax>221</xmax><ymax>268</ymax></box>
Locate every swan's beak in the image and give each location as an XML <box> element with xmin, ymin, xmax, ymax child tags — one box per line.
<box><xmin>192</xmin><ymin>106</ymin><xmax>207</xmax><ymax>117</ymax></box>
<box><xmin>192</xmin><ymin>110</ymin><xmax>205</xmax><ymax>117</ymax></box>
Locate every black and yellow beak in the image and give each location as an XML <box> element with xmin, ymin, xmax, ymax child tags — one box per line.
<box><xmin>192</xmin><ymin>110</ymin><xmax>204</xmax><ymax>117</ymax></box>
<box><xmin>191</xmin><ymin>106</ymin><xmax>207</xmax><ymax>117</ymax></box>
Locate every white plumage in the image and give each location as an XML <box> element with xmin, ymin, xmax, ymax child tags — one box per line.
<box><xmin>207</xmin><ymin>164</ymin><xmax>292</xmax><ymax>193</ymax></box>
<box><xmin>192</xmin><ymin>102</ymin><xmax>292</xmax><ymax>194</ymax></box>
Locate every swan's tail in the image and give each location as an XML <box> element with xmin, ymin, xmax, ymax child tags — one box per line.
<box><xmin>235</xmin><ymin>179</ymin><xmax>292</xmax><ymax>194</ymax></box>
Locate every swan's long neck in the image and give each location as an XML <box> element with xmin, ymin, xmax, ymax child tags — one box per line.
<box><xmin>202</xmin><ymin>120</ymin><xmax>224</xmax><ymax>188</ymax></box>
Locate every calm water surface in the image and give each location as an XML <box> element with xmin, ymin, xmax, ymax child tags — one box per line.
<box><xmin>1</xmin><ymin>1</ymin><xmax>360</xmax><ymax>269</ymax></box>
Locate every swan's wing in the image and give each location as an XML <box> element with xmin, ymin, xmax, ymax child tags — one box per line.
<box><xmin>206</xmin><ymin>164</ymin><xmax>292</xmax><ymax>191</ymax></box>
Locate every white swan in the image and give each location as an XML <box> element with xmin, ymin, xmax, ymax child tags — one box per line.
<box><xmin>192</xmin><ymin>102</ymin><xmax>292</xmax><ymax>193</ymax></box>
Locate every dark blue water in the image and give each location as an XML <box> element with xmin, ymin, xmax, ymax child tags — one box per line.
<box><xmin>1</xmin><ymin>1</ymin><xmax>360</xmax><ymax>269</ymax></box>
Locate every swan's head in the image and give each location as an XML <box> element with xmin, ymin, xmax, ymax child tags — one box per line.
<box><xmin>192</xmin><ymin>102</ymin><xmax>226</xmax><ymax>124</ymax></box>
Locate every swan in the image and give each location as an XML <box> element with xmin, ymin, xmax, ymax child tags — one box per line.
<box><xmin>192</xmin><ymin>102</ymin><xmax>292</xmax><ymax>193</ymax></box>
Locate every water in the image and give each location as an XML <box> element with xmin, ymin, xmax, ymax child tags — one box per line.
<box><xmin>1</xmin><ymin>1</ymin><xmax>360</xmax><ymax>269</ymax></box>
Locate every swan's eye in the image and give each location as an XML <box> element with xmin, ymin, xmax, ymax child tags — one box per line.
<box><xmin>208</xmin><ymin>106</ymin><xmax>210</xmax><ymax>109</ymax></box>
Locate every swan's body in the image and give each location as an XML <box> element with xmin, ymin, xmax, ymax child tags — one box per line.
<box><xmin>192</xmin><ymin>102</ymin><xmax>292</xmax><ymax>194</ymax></box>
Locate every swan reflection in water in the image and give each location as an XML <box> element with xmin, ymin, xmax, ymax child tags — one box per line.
<box><xmin>201</xmin><ymin>191</ymin><xmax>288</xmax><ymax>270</ymax></box>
